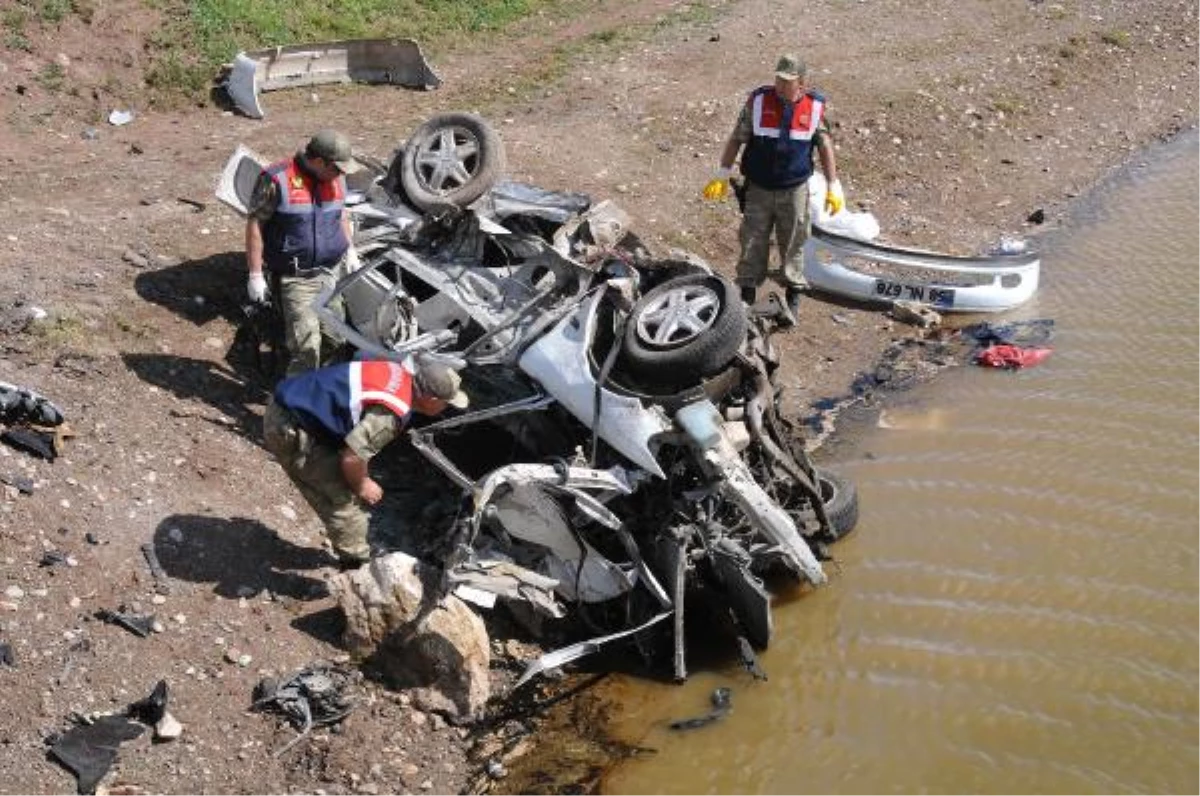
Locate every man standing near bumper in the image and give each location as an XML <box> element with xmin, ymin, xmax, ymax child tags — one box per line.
<box><xmin>246</xmin><ymin>130</ymin><xmax>362</xmax><ymax>375</ymax></box>
<box><xmin>703</xmin><ymin>55</ymin><xmax>843</xmax><ymax>320</ymax></box>
<box><xmin>263</xmin><ymin>357</ymin><xmax>469</xmax><ymax>568</ymax></box>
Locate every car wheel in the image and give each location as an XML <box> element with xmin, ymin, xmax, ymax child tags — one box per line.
<box><xmin>621</xmin><ymin>274</ymin><xmax>747</xmax><ymax>383</ymax></box>
<box><xmin>399</xmin><ymin>112</ymin><xmax>505</xmax><ymax>211</ymax></box>
<box><xmin>816</xmin><ymin>470</ymin><xmax>859</xmax><ymax>541</ymax></box>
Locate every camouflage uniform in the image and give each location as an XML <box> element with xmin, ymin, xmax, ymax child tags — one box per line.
<box><xmin>248</xmin><ymin>175</ymin><xmax>350</xmax><ymax>376</ymax></box>
<box><xmin>729</xmin><ymin>104</ymin><xmax>831</xmax><ymax>292</ymax></box>
<box><xmin>262</xmin><ymin>399</ymin><xmax>401</xmax><ymax>563</ymax></box>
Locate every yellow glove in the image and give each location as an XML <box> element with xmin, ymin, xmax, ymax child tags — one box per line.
<box><xmin>824</xmin><ymin>179</ymin><xmax>845</xmax><ymax>215</ymax></box>
<box><xmin>702</xmin><ymin>167</ymin><xmax>733</xmax><ymax>201</ymax></box>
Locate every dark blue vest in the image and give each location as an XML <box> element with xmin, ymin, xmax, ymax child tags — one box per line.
<box><xmin>275</xmin><ymin>360</ymin><xmax>413</xmax><ymax>441</ymax></box>
<box><xmin>262</xmin><ymin>156</ymin><xmax>350</xmax><ymax>276</ymax></box>
<box><xmin>741</xmin><ymin>87</ymin><xmax>826</xmax><ymax>190</ymax></box>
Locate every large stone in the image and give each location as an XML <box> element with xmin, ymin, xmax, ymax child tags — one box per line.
<box><xmin>330</xmin><ymin>552</ymin><xmax>490</xmax><ymax>721</ymax></box>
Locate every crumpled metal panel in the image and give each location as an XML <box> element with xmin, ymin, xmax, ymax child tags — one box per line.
<box><xmin>225</xmin><ymin>38</ymin><xmax>441</xmax><ymax>120</ymax></box>
<box><xmin>519</xmin><ymin>292</ymin><xmax>672</xmax><ymax>478</ymax></box>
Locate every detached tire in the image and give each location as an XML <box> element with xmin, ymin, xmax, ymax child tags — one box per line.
<box><xmin>817</xmin><ymin>470</ymin><xmax>859</xmax><ymax>542</ymax></box>
<box><xmin>621</xmin><ymin>274</ymin><xmax>747</xmax><ymax>384</ymax></box>
<box><xmin>400</xmin><ymin>112</ymin><xmax>505</xmax><ymax>211</ymax></box>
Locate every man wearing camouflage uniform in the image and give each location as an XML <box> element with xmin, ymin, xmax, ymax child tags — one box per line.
<box><xmin>245</xmin><ymin>129</ymin><xmax>363</xmax><ymax>375</ymax></box>
<box><xmin>263</xmin><ymin>357</ymin><xmax>469</xmax><ymax>568</ymax></box>
<box><xmin>703</xmin><ymin>55</ymin><xmax>843</xmax><ymax>322</ymax></box>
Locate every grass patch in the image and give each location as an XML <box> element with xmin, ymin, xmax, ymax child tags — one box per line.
<box><xmin>36</xmin><ymin>61</ymin><xmax>66</xmax><ymax>91</ymax></box>
<box><xmin>990</xmin><ymin>96</ymin><xmax>1025</xmax><ymax>116</ymax></box>
<box><xmin>142</xmin><ymin>0</ymin><xmax>569</xmax><ymax>106</ymax></box>
<box><xmin>1099</xmin><ymin>29</ymin><xmax>1130</xmax><ymax>48</ymax></box>
<box><xmin>28</xmin><ymin>312</ymin><xmax>87</xmax><ymax>347</ymax></box>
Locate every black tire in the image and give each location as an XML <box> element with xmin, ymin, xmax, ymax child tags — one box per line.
<box><xmin>400</xmin><ymin>112</ymin><xmax>505</xmax><ymax>211</ymax></box>
<box><xmin>817</xmin><ymin>470</ymin><xmax>859</xmax><ymax>541</ymax></box>
<box><xmin>621</xmin><ymin>274</ymin><xmax>747</xmax><ymax>383</ymax></box>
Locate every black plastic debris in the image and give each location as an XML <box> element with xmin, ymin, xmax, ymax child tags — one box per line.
<box><xmin>84</xmin><ymin>532</ymin><xmax>102</xmax><ymax>546</ymax></box>
<box><xmin>669</xmin><ymin>686</ymin><xmax>733</xmax><ymax>731</ymax></box>
<box><xmin>140</xmin><ymin>543</ymin><xmax>168</xmax><ymax>582</ymax></box>
<box><xmin>0</xmin><ymin>641</ymin><xmax>14</xmax><ymax>668</ymax></box>
<box><xmin>40</xmin><ymin>550</ymin><xmax>70</xmax><ymax>568</ymax></box>
<box><xmin>94</xmin><ymin>607</ymin><xmax>155</xmax><ymax>638</ymax></box>
<box><xmin>47</xmin><ymin>714</ymin><xmax>145</xmax><ymax>794</ymax></box>
<box><xmin>736</xmin><ymin>636</ymin><xmax>768</xmax><ymax>681</ymax></box>
<box><xmin>1</xmin><ymin>427</ymin><xmax>56</xmax><ymax>461</ymax></box>
<box><xmin>127</xmin><ymin>679</ymin><xmax>169</xmax><ymax>725</ymax></box>
<box><xmin>0</xmin><ymin>380</ymin><xmax>65</xmax><ymax>426</ymax></box>
<box><xmin>0</xmin><ymin>472</ymin><xmax>34</xmax><ymax>494</ymax></box>
<box><xmin>250</xmin><ymin>661</ymin><xmax>360</xmax><ymax>755</ymax></box>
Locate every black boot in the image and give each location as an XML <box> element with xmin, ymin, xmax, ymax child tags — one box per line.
<box><xmin>740</xmin><ymin>286</ymin><xmax>757</xmax><ymax>305</ymax></box>
<box><xmin>785</xmin><ymin>287</ymin><xmax>804</xmax><ymax>318</ymax></box>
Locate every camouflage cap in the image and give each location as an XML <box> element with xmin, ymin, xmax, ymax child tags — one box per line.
<box><xmin>774</xmin><ymin>54</ymin><xmax>806</xmax><ymax>81</ymax></box>
<box><xmin>305</xmin><ymin>129</ymin><xmax>362</xmax><ymax>175</ymax></box>
<box><xmin>414</xmin><ymin>362</ymin><xmax>469</xmax><ymax>409</ymax></box>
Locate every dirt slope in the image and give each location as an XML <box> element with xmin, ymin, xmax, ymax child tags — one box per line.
<box><xmin>0</xmin><ymin>1</ymin><xmax>1195</xmax><ymax>793</ymax></box>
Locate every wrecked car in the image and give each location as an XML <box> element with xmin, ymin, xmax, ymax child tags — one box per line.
<box><xmin>218</xmin><ymin>113</ymin><xmax>860</xmax><ymax>684</ymax></box>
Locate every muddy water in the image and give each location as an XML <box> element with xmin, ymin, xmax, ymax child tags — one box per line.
<box><xmin>599</xmin><ymin>133</ymin><xmax>1199</xmax><ymax>794</ymax></box>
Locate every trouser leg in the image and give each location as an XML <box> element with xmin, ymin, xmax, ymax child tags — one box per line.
<box><xmin>279</xmin><ymin>270</ymin><xmax>347</xmax><ymax>376</ymax></box>
<box><xmin>776</xmin><ymin>183</ymin><xmax>811</xmax><ymax>290</ymax></box>
<box><xmin>735</xmin><ymin>183</ymin><xmax>776</xmax><ymax>289</ymax></box>
<box><xmin>263</xmin><ymin>401</ymin><xmax>370</xmax><ymax>563</ymax></box>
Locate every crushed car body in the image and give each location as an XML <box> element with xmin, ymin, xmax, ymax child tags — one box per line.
<box><xmin>218</xmin><ymin>113</ymin><xmax>860</xmax><ymax>687</ymax></box>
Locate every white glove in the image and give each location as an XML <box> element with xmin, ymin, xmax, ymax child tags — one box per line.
<box><xmin>344</xmin><ymin>244</ymin><xmax>363</xmax><ymax>273</ymax></box>
<box><xmin>247</xmin><ymin>272</ymin><xmax>269</xmax><ymax>304</ymax></box>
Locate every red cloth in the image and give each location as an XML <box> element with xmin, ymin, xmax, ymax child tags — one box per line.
<box><xmin>975</xmin><ymin>344</ymin><xmax>1053</xmax><ymax>369</ymax></box>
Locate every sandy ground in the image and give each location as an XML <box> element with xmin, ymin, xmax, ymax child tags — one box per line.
<box><xmin>0</xmin><ymin>0</ymin><xmax>1195</xmax><ymax>793</ymax></box>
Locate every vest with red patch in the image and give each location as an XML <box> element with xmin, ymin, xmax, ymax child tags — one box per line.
<box><xmin>262</xmin><ymin>156</ymin><xmax>350</xmax><ymax>276</ymax></box>
<box><xmin>274</xmin><ymin>359</ymin><xmax>414</xmax><ymax>441</ymax></box>
<box><xmin>740</xmin><ymin>87</ymin><xmax>826</xmax><ymax>190</ymax></box>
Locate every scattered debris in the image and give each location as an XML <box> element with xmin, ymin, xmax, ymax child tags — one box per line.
<box><xmin>140</xmin><ymin>543</ymin><xmax>168</xmax><ymax>584</ymax></box>
<box><xmin>39</xmin><ymin>550</ymin><xmax>70</xmax><ymax>568</ymax></box>
<box><xmin>0</xmin><ymin>472</ymin><xmax>34</xmax><ymax>494</ymax></box>
<box><xmin>220</xmin><ymin>38</ymin><xmax>440</xmax><ymax>119</ymax></box>
<box><xmin>95</xmin><ymin>607</ymin><xmax>156</xmax><ymax>638</ymax></box>
<box><xmin>669</xmin><ymin>687</ymin><xmax>733</xmax><ymax>731</ymax></box>
<box><xmin>975</xmin><ymin>344</ymin><xmax>1053</xmax><ymax>369</ymax></box>
<box><xmin>891</xmin><ymin>299</ymin><xmax>942</xmax><ymax>329</ymax></box>
<box><xmin>0</xmin><ymin>641</ymin><xmax>14</xmax><ymax>668</ymax></box>
<box><xmin>0</xmin><ymin>427</ymin><xmax>56</xmax><ymax>461</ymax></box>
<box><xmin>126</xmin><ymin>680</ymin><xmax>168</xmax><ymax>725</ymax></box>
<box><xmin>47</xmin><ymin>715</ymin><xmax>145</xmax><ymax>795</ymax></box>
<box><xmin>0</xmin><ymin>380</ymin><xmax>65</xmax><ymax>426</ymax></box>
<box><xmin>107</xmin><ymin>109</ymin><xmax>134</xmax><ymax>126</ymax></box>
<box><xmin>250</xmin><ymin>662</ymin><xmax>360</xmax><ymax>755</ymax></box>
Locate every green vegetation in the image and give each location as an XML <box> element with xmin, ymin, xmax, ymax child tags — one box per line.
<box><xmin>1099</xmin><ymin>29</ymin><xmax>1130</xmax><ymax>48</ymax></box>
<box><xmin>36</xmin><ymin>61</ymin><xmax>66</xmax><ymax>91</ymax></box>
<box><xmin>142</xmin><ymin>0</ymin><xmax>567</xmax><ymax>106</ymax></box>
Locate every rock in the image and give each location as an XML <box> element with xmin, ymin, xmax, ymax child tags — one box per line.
<box><xmin>154</xmin><ymin>711</ymin><xmax>183</xmax><ymax>741</ymax></box>
<box><xmin>4</xmin><ymin>586</ymin><xmax>24</xmax><ymax>600</ymax></box>
<box><xmin>890</xmin><ymin>300</ymin><xmax>942</xmax><ymax>329</ymax></box>
<box><xmin>330</xmin><ymin>552</ymin><xmax>491</xmax><ymax>721</ymax></box>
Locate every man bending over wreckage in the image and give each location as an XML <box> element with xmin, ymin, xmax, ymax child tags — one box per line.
<box><xmin>263</xmin><ymin>357</ymin><xmax>469</xmax><ymax>568</ymax></box>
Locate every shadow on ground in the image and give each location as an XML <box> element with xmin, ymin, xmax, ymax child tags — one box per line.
<box><xmin>133</xmin><ymin>251</ymin><xmax>246</xmax><ymax>326</ymax></box>
<box><xmin>152</xmin><ymin>514</ymin><xmax>331</xmax><ymax>601</ymax></box>
<box><xmin>122</xmin><ymin>352</ymin><xmax>270</xmax><ymax>444</ymax></box>
<box><xmin>132</xmin><ymin>251</ymin><xmax>286</xmax><ymax>389</ymax></box>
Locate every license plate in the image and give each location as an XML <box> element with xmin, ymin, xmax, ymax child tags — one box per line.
<box><xmin>874</xmin><ymin>279</ymin><xmax>956</xmax><ymax>307</ymax></box>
